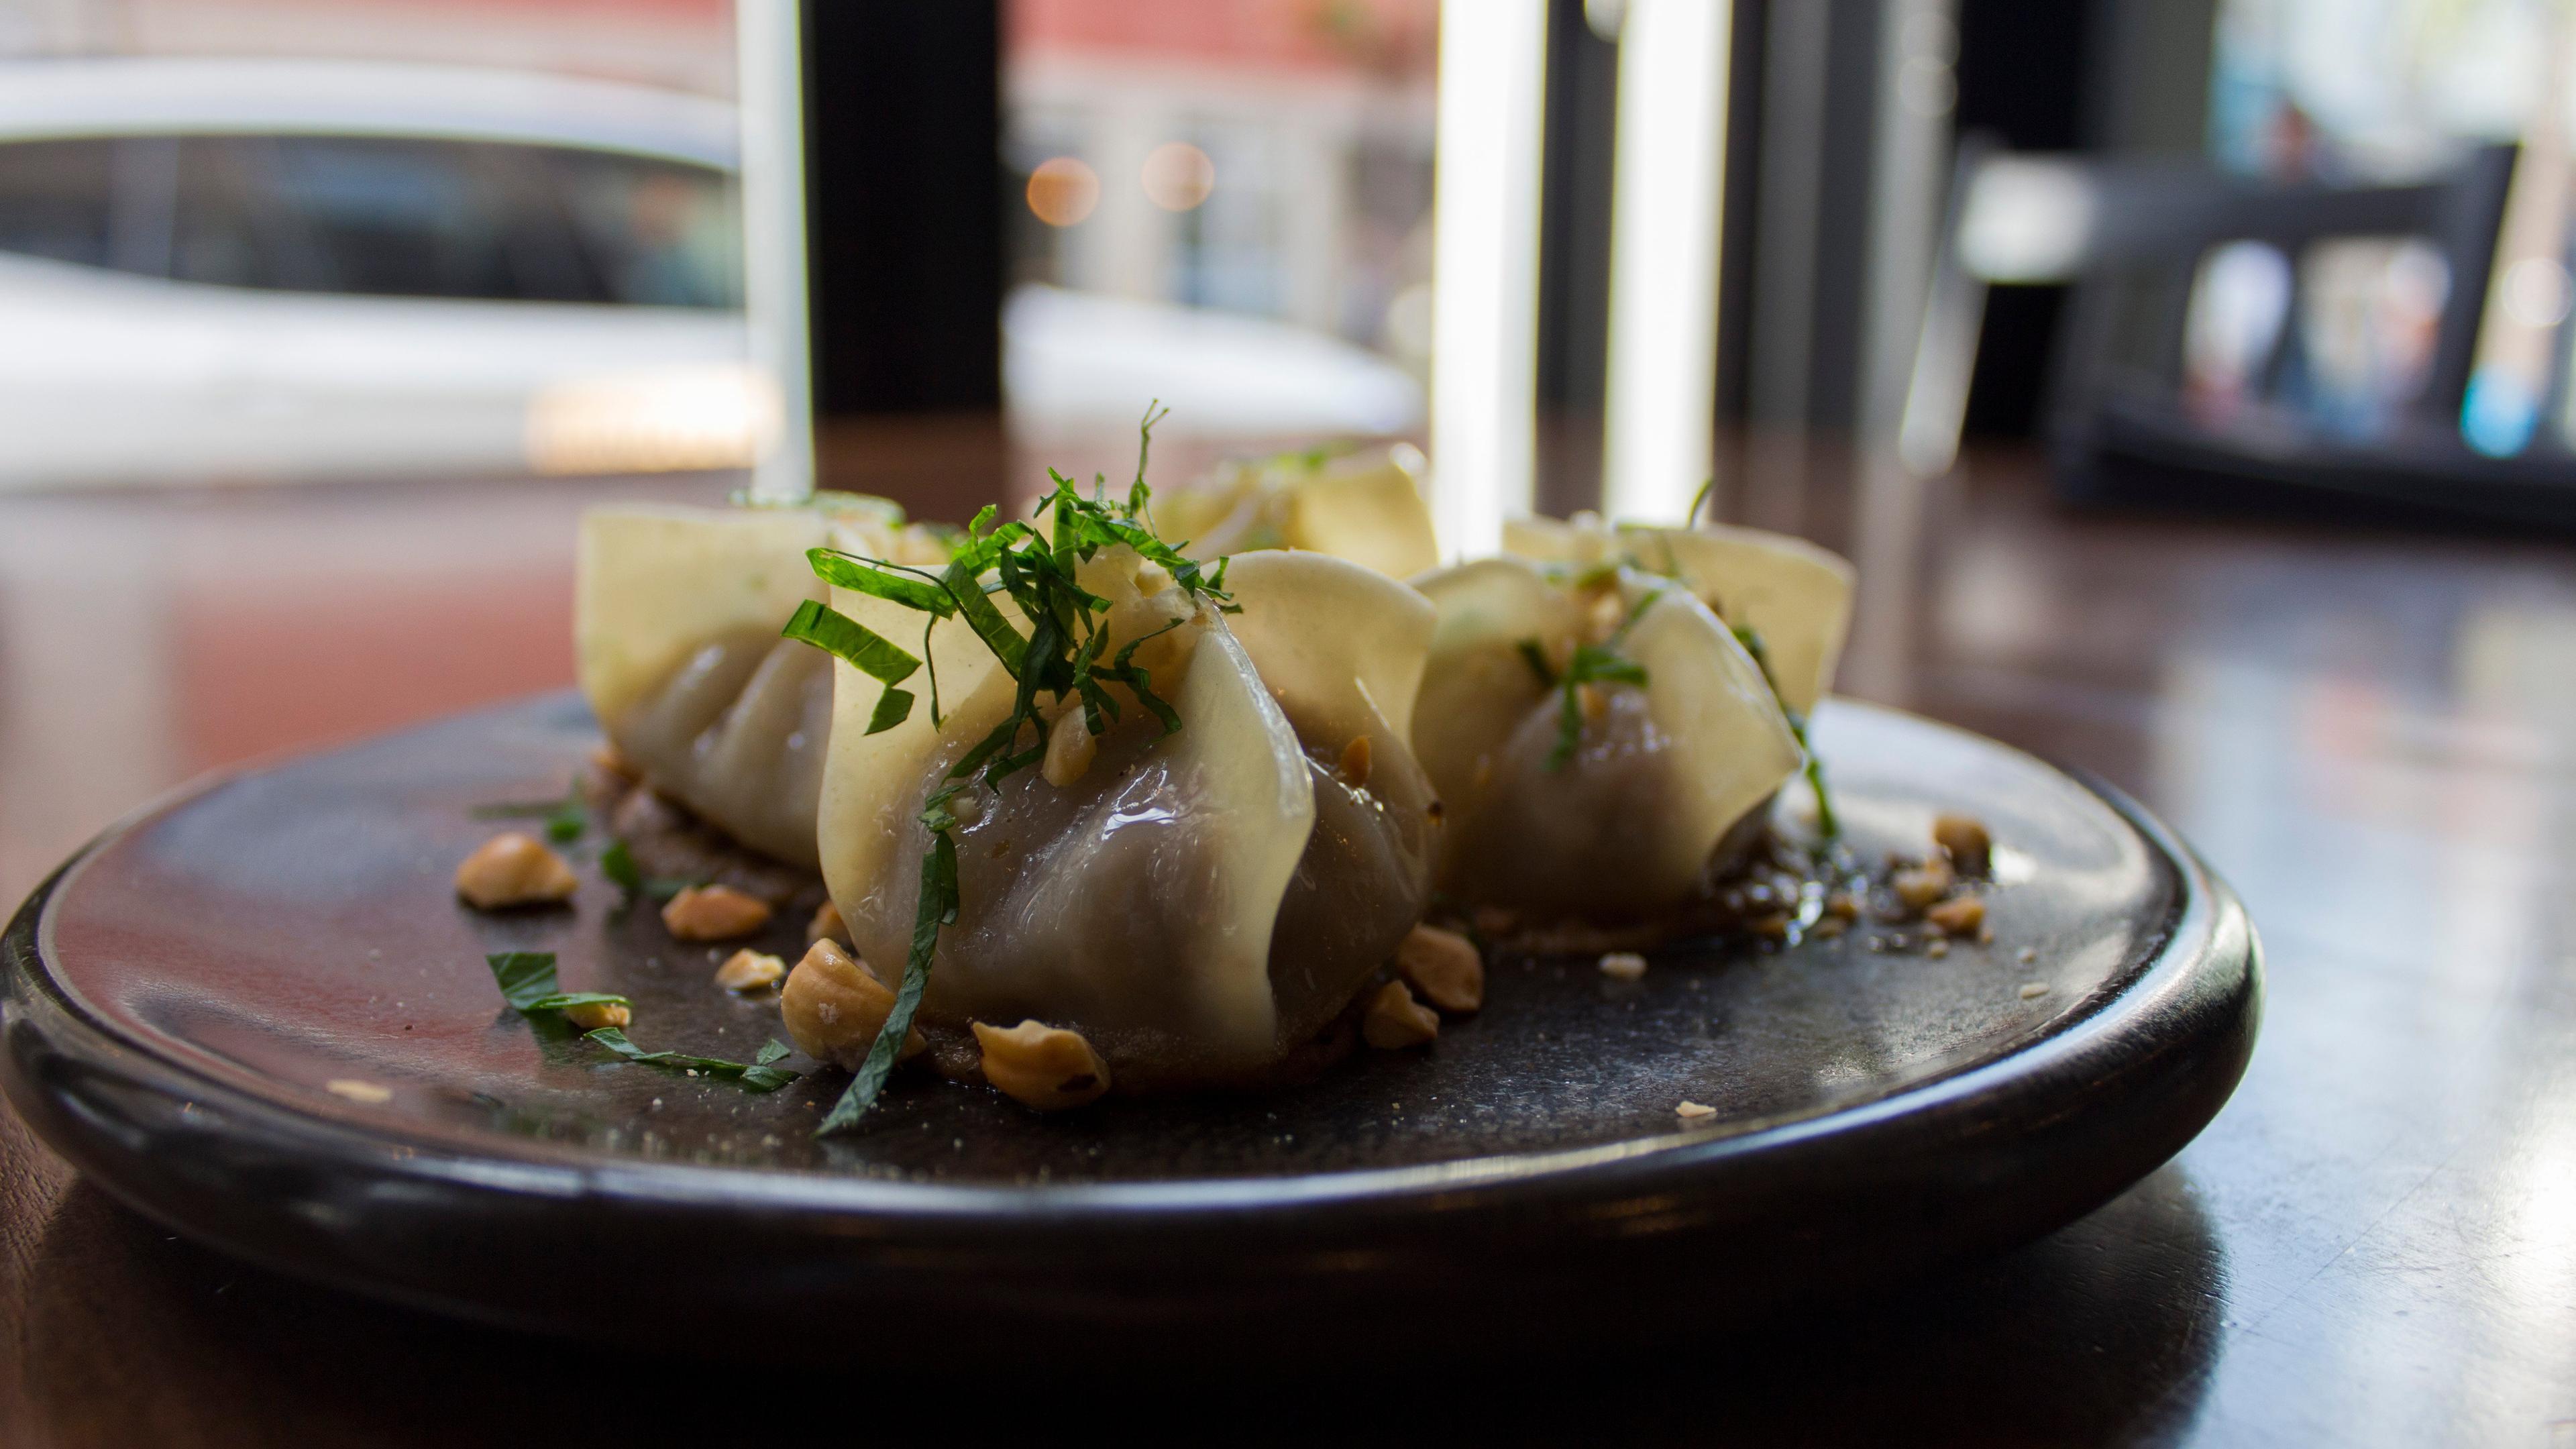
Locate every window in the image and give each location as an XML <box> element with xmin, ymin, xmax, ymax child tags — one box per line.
<box><xmin>0</xmin><ymin>138</ymin><xmax>114</xmax><ymax>269</ymax></box>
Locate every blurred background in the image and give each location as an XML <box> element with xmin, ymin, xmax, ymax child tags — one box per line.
<box><xmin>6</xmin><ymin>0</ymin><xmax>2576</xmax><ymax>922</ymax></box>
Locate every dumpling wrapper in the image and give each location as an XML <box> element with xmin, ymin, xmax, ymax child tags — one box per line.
<box><xmin>1160</xmin><ymin>445</ymin><xmax>1440</xmax><ymax>580</ymax></box>
<box><xmin>816</xmin><ymin>545</ymin><xmax>1437</xmax><ymax>1086</ymax></box>
<box><xmin>1504</xmin><ymin>516</ymin><xmax>1854</xmax><ymax>715</ymax></box>
<box><xmin>576</xmin><ymin>497</ymin><xmax>938</xmax><ymax>867</ymax></box>
<box><xmin>1410</xmin><ymin>556</ymin><xmax>1801</xmax><ymax>917</ymax></box>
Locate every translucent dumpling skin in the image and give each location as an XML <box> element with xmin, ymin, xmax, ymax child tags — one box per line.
<box><xmin>817</xmin><ymin>546</ymin><xmax>1438</xmax><ymax>1089</ymax></box>
<box><xmin>1410</xmin><ymin>556</ymin><xmax>1801</xmax><ymax>920</ymax></box>
<box><xmin>1160</xmin><ymin>445</ymin><xmax>1440</xmax><ymax>580</ymax></box>
<box><xmin>1505</xmin><ymin>515</ymin><xmax>1854</xmax><ymax>714</ymax></box>
<box><xmin>576</xmin><ymin>498</ymin><xmax>943</xmax><ymax>868</ymax></box>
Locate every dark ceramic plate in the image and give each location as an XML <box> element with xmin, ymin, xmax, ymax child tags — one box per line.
<box><xmin>1</xmin><ymin>693</ymin><xmax>2257</xmax><ymax>1358</ymax></box>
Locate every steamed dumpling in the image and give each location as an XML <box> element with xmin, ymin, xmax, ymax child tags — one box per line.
<box><xmin>576</xmin><ymin>496</ymin><xmax>949</xmax><ymax>867</ymax></box>
<box><xmin>1409</xmin><ymin>556</ymin><xmax>1801</xmax><ymax>919</ymax></box>
<box><xmin>1158</xmin><ymin>443</ymin><xmax>1440</xmax><ymax>580</ymax></box>
<box><xmin>1505</xmin><ymin>516</ymin><xmax>1854</xmax><ymax>713</ymax></box>
<box><xmin>814</xmin><ymin>547</ymin><xmax>1438</xmax><ymax>1089</ymax></box>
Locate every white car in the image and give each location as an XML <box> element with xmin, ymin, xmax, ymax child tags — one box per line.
<box><xmin>0</xmin><ymin>58</ymin><xmax>1424</xmax><ymax>490</ymax></box>
<box><xmin>0</xmin><ymin>58</ymin><xmax>754</xmax><ymax>488</ymax></box>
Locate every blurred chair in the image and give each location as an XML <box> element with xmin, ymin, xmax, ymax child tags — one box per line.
<box><xmin>1896</xmin><ymin>138</ymin><xmax>2565</xmax><ymax>526</ymax></box>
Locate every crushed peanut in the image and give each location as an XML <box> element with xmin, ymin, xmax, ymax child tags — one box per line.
<box><xmin>1597</xmin><ymin>951</ymin><xmax>1648</xmax><ymax>982</ymax></box>
<box><xmin>1361</xmin><ymin>980</ymin><xmax>1440</xmax><ymax>1049</ymax></box>
<box><xmin>1926</xmin><ymin>938</ymin><xmax>1949</xmax><ymax>959</ymax></box>
<box><xmin>2018</xmin><ymin>945</ymin><xmax>2039</xmax><ymax>964</ymax></box>
<box><xmin>325</xmin><ymin>1079</ymin><xmax>393</xmax><ymax>1104</ymax></box>
<box><xmin>1925</xmin><ymin>894</ymin><xmax>1986</xmax><ymax>937</ymax></box>
<box><xmin>1338</xmin><ymin>733</ymin><xmax>1373</xmax><ymax>789</ymax></box>
<box><xmin>714</xmin><ymin>949</ymin><xmax>786</xmax><ymax>992</ymax></box>
<box><xmin>807</xmin><ymin>898</ymin><xmax>847</xmax><ymax>945</ymax></box>
<box><xmin>780</xmin><ymin>939</ymin><xmax>925</xmax><ymax>1068</ymax></box>
<box><xmin>1042</xmin><ymin>708</ymin><xmax>1097</xmax><ymax>788</ymax></box>
<box><xmin>1933</xmin><ymin>813</ymin><xmax>1992</xmax><ymax>876</ymax></box>
<box><xmin>972</xmin><ymin>1019</ymin><xmax>1112</xmax><ymax>1109</ymax></box>
<box><xmin>661</xmin><ymin>884</ymin><xmax>771</xmax><ymax>941</ymax></box>
<box><xmin>2018</xmin><ymin>981</ymin><xmax>2050</xmax><ymax>1000</ymax></box>
<box><xmin>1394</xmin><ymin>924</ymin><xmax>1484</xmax><ymax>1013</ymax></box>
<box><xmin>453</xmin><ymin>832</ymin><xmax>579</xmax><ymax>909</ymax></box>
<box><xmin>563</xmin><ymin>999</ymin><xmax>631</xmax><ymax>1031</ymax></box>
<box><xmin>1891</xmin><ymin>858</ymin><xmax>1955</xmax><ymax>912</ymax></box>
<box><xmin>1675</xmin><ymin>1100</ymin><xmax>1717</xmax><ymax>1120</ymax></box>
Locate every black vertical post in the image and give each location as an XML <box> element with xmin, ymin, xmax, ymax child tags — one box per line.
<box><xmin>802</xmin><ymin>1</ymin><xmax>1004</xmax><ymax>417</ymax></box>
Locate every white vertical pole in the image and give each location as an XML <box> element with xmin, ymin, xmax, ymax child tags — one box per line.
<box><xmin>1430</xmin><ymin>0</ymin><xmax>1549</xmax><ymax>561</ymax></box>
<box><xmin>737</xmin><ymin>0</ymin><xmax>815</xmax><ymax>503</ymax></box>
<box><xmin>1600</xmin><ymin>0</ymin><xmax>1731</xmax><ymax>526</ymax></box>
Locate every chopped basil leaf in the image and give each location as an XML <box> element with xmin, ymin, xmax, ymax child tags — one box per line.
<box><xmin>1545</xmin><ymin>617</ymin><xmax>1656</xmax><ymax>771</ymax></box>
<box><xmin>599</xmin><ymin>840</ymin><xmax>641</xmax><ymax>894</ymax></box>
<box><xmin>781</xmin><ymin>599</ymin><xmax>922</xmax><ymax>692</ymax></box>
<box><xmin>584</xmin><ymin>1026</ymin><xmax>800</xmax><ymax>1093</ymax></box>
<box><xmin>486</xmin><ymin>953</ymin><xmax>632</xmax><ymax>1021</ymax></box>
<box><xmin>1515</xmin><ymin>638</ymin><xmax>1556</xmax><ymax>688</ymax></box>
<box><xmin>806</xmin><ymin>548</ymin><xmax>957</xmax><ymax>616</ymax></box>
<box><xmin>597</xmin><ymin>841</ymin><xmax>691</xmax><ymax>902</ymax></box>
<box><xmin>755</xmin><ymin>1038</ymin><xmax>792</xmax><ymax>1067</ymax></box>
<box><xmin>519</xmin><ymin>991</ymin><xmax>630</xmax><ymax>1012</ymax></box>
<box><xmin>1732</xmin><ymin>624</ymin><xmax>1839</xmax><ymax>841</ymax></box>
<box><xmin>473</xmin><ymin>784</ymin><xmax>586</xmax><ymax>842</ymax></box>
<box><xmin>817</xmin><ymin>830</ymin><xmax>955</xmax><ymax>1133</ymax></box>
<box><xmin>543</xmin><ymin>796</ymin><xmax>587</xmax><ymax>843</ymax></box>
<box><xmin>486</xmin><ymin>951</ymin><xmax>562</xmax><ymax>1012</ymax></box>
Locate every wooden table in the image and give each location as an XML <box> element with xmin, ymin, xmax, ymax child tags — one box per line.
<box><xmin>3</xmin><ymin>425</ymin><xmax>2572</xmax><ymax>1445</ymax></box>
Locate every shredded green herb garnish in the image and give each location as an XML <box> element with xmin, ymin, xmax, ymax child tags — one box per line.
<box><xmin>1685</xmin><ymin>476</ymin><xmax>1716</xmax><ymax>529</ymax></box>
<box><xmin>472</xmin><ymin>786</ymin><xmax>586</xmax><ymax>843</ymax></box>
<box><xmin>484</xmin><ymin>953</ymin><xmax>799</xmax><ymax>1091</ymax></box>
<box><xmin>1537</xmin><ymin>586</ymin><xmax>1662</xmax><ymax>771</ymax></box>
<box><xmin>1732</xmin><ymin>625</ymin><xmax>1839</xmax><ymax>841</ymax></box>
<box><xmin>486</xmin><ymin>951</ymin><xmax>572</xmax><ymax>1012</ymax></box>
<box><xmin>597</xmin><ymin>840</ymin><xmax>692</xmax><ymax>902</ymax></box>
<box><xmin>1515</xmin><ymin>638</ymin><xmax>1556</xmax><ymax>688</ymax></box>
<box><xmin>786</xmin><ymin>401</ymin><xmax>1230</xmax><ymax>1136</ymax></box>
<box><xmin>584</xmin><ymin>1027</ymin><xmax>800</xmax><ymax>1093</ymax></box>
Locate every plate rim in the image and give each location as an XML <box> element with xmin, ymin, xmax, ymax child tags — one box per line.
<box><xmin>3</xmin><ymin>692</ymin><xmax>2260</xmax><ymax>1226</ymax></box>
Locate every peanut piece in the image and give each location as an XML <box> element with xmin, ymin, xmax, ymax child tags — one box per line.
<box><xmin>1394</xmin><ymin>924</ymin><xmax>1483</xmax><ymax>1013</ymax></box>
<box><xmin>714</xmin><ymin>949</ymin><xmax>786</xmax><ymax>991</ymax></box>
<box><xmin>1361</xmin><ymin>981</ymin><xmax>1440</xmax><ymax>1049</ymax></box>
<box><xmin>660</xmin><ymin>885</ymin><xmax>771</xmax><ymax>941</ymax></box>
<box><xmin>1042</xmin><ymin>708</ymin><xmax>1096</xmax><ymax>788</ymax></box>
<box><xmin>780</xmin><ymin>940</ymin><xmax>924</xmax><ymax>1068</ymax></box>
<box><xmin>1933</xmin><ymin>813</ymin><xmax>1992</xmax><ymax>876</ymax></box>
<box><xmin>1925</xmin><ymin>894</ymin><xmax>1986</xmax><ymax>937</ymax></box>
<box><xmin>807</xmin><ymin>899</ymin><xmax>848</xmax><ymax>945</ymax></box>
<box><xmin>1675</xmin><ymin>1100</ymin><xmax>1717</xmax><ymax>1120</ymax></box>
<box><xmin>562</xmin><ymin>999</ymin><xmax>631</xmax><ymax>1031</ymax></box>
<box><xmin>1892</xmin><ymin>858</ymin><xmax>1955</xmax><ymax>912</ymax></box>
<box><xmin>972</xmin><ymin>1020</ymin><xmax>1112</xmax><ymax>1110</ymax></box>
<box><xmin>454</xmin><ymin>832</ymin><xmax>578</xmax><ymax>909</ymax></box>
<box><xmin>1597</xmin><ymin>951</ymin><xmax>1648</xmax><ymax>982</ymax></box>
<box><xmin>1338</xmin><ymin>734</ymin><xmax>1373</xmax><ymax>789</ymax></box>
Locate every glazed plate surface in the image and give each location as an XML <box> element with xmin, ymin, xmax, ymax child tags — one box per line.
<box><xmin>1</xmin><ymin>693</ymin><xmax>2258</xmax><ymax>1355</ymax></box>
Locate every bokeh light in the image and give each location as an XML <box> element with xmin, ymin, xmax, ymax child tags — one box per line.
<box><xmin>1141</xmin><ymin>142</ymin><xmax>1216</xmax><ymax>212</ymax></box>
<box><xmin>1026</xmin><ymin>156</ymin><xmax>1102</xmax><ymax>227</ymax></box>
